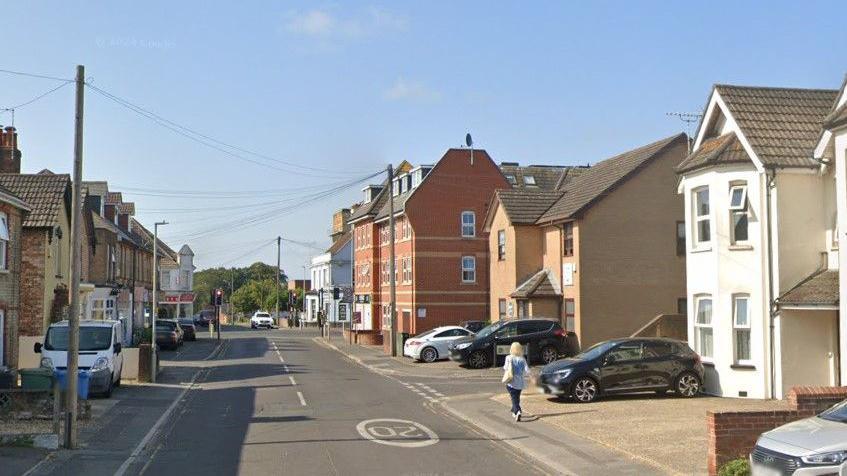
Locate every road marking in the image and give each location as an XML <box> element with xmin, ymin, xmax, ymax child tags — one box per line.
<box><xmin>289</xmin><ymin>376</ymin><xmax>297</xmax><ymax>385</ymax></box>
<box><xmin>283</xmin><ymin>364</ymin><xmax>289</xmax><ymax>373</ymax></box>
<box><xmin>297</xmin><ymin>391</ymin><xmax>307</xmax><ymax>406</ymax></box>
<box><xmin>356</xmin><ymin>419</ymin><xmax>439</xmax><ymax>448</ymax></box>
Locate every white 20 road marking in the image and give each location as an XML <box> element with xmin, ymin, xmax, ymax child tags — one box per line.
<box><xmin>356</xmin><ymin>419</ymin><xmax>439</xmax><ymax>448</ymax></box>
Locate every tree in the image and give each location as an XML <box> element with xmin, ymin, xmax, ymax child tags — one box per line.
<box><xmin>230</xmin><ymin>279</ymin><xmax>289</xmax><ymax>314</ymax></box>
<box><xmin>193</xmin><ymin>262</ymin><xmax>287</xmax><ymax>309</ymax></box>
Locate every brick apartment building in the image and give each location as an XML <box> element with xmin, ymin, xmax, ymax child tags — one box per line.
<box><xmin>350</xmin><ymin>149</ymin><xmax>509</xmax><ymax>353</ymax></box>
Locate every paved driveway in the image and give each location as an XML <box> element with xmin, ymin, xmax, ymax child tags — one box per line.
<box><xmin>493</xmin><ymin>390</ymin><xmax>789</xmax><ymax>475</ymax></box>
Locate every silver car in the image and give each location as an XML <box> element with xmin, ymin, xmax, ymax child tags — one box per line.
<box><xmin>403</xmin><ymin>326</ymin><xmax>474</xmax><ymax>363</ymax></box>
<box><xmin>750</xmin><ymin>399</ymin><xmax>847</xmax><ymax>475</ymax></box>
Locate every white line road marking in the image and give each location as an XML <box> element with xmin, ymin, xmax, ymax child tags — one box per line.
<box><xmin>283</xmin><ymin>364</ymin><xmax>289</xmax><ymax>373</ymax></box>
<box><xmin>297</xmin><ymin>391</ymin><xmax>307</xmax><ymax>406</ymax></box>
<box><xmin>289</xmin><ymin>376</ymin><xmax>297</xmax><ymax>385</ymax></box>
<box><xmin>433</xmin><ymin>392</ymin><xmax>446</xmax><ymax>397</ymax></box>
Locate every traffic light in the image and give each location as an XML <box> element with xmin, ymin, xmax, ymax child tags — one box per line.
<box><xmin>214</xmin><ymin>289</ymin><xmax>223</xmax><ymax>306</ymax></box>
<box><xmin>332</xmin><ymin>287</ymin><xmax>340</xmax><ymax>300</ymax></box>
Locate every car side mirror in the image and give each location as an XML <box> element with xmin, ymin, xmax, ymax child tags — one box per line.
<box><xmin>34</xmin><ymin>342</ymin><xmax>42</xmax><ymax>353</ymax></box>
<box><xmin>114</xmin><ymin>343</ymin><xmax>122</xmax><ymax>354</ymax></box>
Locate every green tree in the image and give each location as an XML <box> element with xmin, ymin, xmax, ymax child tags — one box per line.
<box><xmin>193</xmin><ymin>262</ymin><xmax>287</xmax><ymax>310</ymax></box>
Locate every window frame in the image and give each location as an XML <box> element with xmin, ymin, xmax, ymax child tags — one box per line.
<box><xmin>461</xmin><ymin>211</ymin><xmax>476</xmax><ymax>238</ymax></box>
<box><xmin>728</xmin><ymin>185</ymin><xmax>747</xmax><ymax>211</ymax></box>
<box><xmin>729</xmin><ymin>184</ymin><xmax>750</xmax><ymax>245</ymax></box>
<box><xmin>497</xmin><ymin>230</ymin><xmax>506</xmax><ymax>260</ymax></box>
<box><xmin>693</xmin><ymin>295</ymin><xmax>713</xmax><ymax>360</ymax></box>
<box><xmin>0</xmin><ymin>212</ymin><xmax>8</xmax><ymax>270</ymax></box>
<box><xmin>563</xmin><ymin>222</ymin><xmax>574</xmax><ymax>257</ymax></box>
<box><xmin>498</xmin><ymin>299</ymin><xmax>507</xmax><ymax>319</ymax></box>
<box><xmin>693</xmin><ymin>187</ymin><xmax>711</xmax><ymax>247</ymax></box>
<box><xmin>461</xmin><ymin>256</ymin><xmax>476</xmax><ymax>283</ymax></box>
<box><xmin>732</xmin><ymin>294</ymin><xmax>752</xmax><ymax>365</ymax></box>
<box><xmin>676</xmin><ymin>221</ymin><xmax>686</xmax><ymax>256</ymax></box>
<box><xmin>564</xmin><ymin>298</ymin><xmax>575</xmax><ymax>331</ymax></box>
<box><xmin>523</xmin><ymin>175</ymin><xmax>536</xmax><ymax>186</ymax></box>
<box><xmin>505</xmin><ymin>174</ymin><xmax>517</xmax><ymax>185</ymax></box>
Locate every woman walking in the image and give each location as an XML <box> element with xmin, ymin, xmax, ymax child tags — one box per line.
<box><xmin>502</xmin><ymin>342</ymin><xmax>530</xmax><ymax>422</ymax></box>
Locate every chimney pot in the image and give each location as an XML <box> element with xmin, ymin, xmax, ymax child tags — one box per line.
<box><xmin>0</xmin><ymin>126</ymin><xmax>20</xmax><ymax>173</ymax></box>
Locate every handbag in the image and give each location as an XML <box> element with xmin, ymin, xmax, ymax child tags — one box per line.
<box><xmin>501</xmin><ymin>358</ymin><xmax>514</xmax><ymax>384</ymax></box>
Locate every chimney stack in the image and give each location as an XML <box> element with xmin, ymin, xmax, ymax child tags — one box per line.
<box><xmin>0</xmin><ymin>126</ymin><xmax>21</xmax><ymax>174</ymax></box>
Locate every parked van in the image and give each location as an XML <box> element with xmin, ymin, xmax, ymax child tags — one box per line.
<box><xmin>35</xmin><ymin>320</ymin><xmax>124</xmax><ymax>398</ymax></box>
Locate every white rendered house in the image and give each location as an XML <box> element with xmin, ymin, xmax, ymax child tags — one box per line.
<box><xmin>677</xmin><ymin>84</ymin><xmax>841</xmax><ymax>399</ymax></box>
<box><xmin>304</xmin><ymin>232</ymin><xmax>352</xmax><ymax>324</ymax></box>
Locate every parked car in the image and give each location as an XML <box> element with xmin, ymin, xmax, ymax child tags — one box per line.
<box><xmin>250</xmin><ymin>311</ymin><xmax>274</xmax><ymax>329</ymax></box>
<box><xmin>156</xmin><ymin>319</ymin><xmax>183</xmax><ymax>350</ymax></box>
<box><xmin>537</xmin><ymin>338</ymin><xmax>704</xmax><ymax>403</ymax></box>
<box><xmin>461</xmin><ymin>320</ymin><xmax>488</xmax><ymax>334</ymax></box>
<box><xmin>35</xmin><ymin>320</ymin><xmax>124</xmax><ymax>398</ymax></box>
<box><xmin>751</xmin><ymin>399</ymin><xmax>847</xmax><ymax>475</ymax></box>
<box><xmin>403</xmin><ymin>326</ymin><xmax>475</xmax><ymax>363</ymax></box>
<box><xmin>448</xmin><ymin>318</ymin><xmax>574</xmax><ymax>369</ymax></box>
<box><xmin>195</xmin><ymin>309</ymin><xmax>215</xmax><ymax>327</ymax></box>
<box><xmin>178</xmin><ymin>318</ymin><xmax>197</xmax><ymax>341</ymax></box>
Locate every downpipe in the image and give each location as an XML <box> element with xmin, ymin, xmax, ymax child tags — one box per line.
<box><xmin>765</xmin><ymin>169</ymin><xmax>777</xmax><ymax>399</ymax></box>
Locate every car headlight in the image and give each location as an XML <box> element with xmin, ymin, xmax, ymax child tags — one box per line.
<box><xmin>91</xmin><ymin>356</ymin><xmax>110</xmax><ymax>371</ymax></box>
<box><xmin>801</xmin><ymin>451</ymin><xmax>847</xmax><ymax>465</ymax></box>
<box><xmin>554</xmin><ymin>368</ymin><xmax>572</xmax><ymax>379</ymax></box>
<box><xmin>455</xmin><ymin>342</ymin><xmax>471</xmax><ymax>350</ymax></box>
<box><xmin>40</xmin><ymin>357</ymin><xmax>54</xmax><ymax>369</ymax></box>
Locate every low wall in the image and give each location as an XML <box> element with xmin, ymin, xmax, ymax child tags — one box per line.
<box><xmin>121</xmin><ymin>347</ymin><xmax>140</xmax><ymax>381</ymax></box>
<box><xmin>707</xmin><ymin>386</ymin><xmax>847</xmax><ymax>475</ymax></box>
<box><xmin>18</xmin><ymin>336</ymin><xmax>42</xmax><ymax>369</ymax></box>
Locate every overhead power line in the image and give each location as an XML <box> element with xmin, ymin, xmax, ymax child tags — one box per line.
<box><xmin>0</xmin><ymin>68</ymin><xmax>74</xmax><ymax>83</ymax></box>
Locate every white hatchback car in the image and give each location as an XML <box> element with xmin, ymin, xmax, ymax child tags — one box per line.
<box><xmin>403</xmin><ymin>326</ymin><xmax>475</xmax><ymax>363</ymax></box>
<box><xmin>250</xmin><ymin>311</ymin><xmax>275</xmax><ymax>329</ymax></box>
<box><xmin>751</xmin><ymin>399</ymin><xmax>847</xmax><ymax>475</ymax></box>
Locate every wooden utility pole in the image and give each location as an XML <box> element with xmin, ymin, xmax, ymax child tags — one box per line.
<box><xmin>65</xmin><ymin>64</ymin><xmax>85</xmax><ymax>449</ymax></box>
<box><xmin>387</xmin><ymin>164</ymin><xmax>397</xmax><ymax>356</ymax></box>
<box><xmin>276</xmin><ymin>236</ymin><xmax>281</xmax><ymax>327</ymax></box>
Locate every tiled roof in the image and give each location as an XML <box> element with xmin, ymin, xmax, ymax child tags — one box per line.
<box><xmin>105</xmin><ymin>192</ymin><xmax>123</xmax><ymax>205</ymax></box>
<box><xmin>91</xmin><ymin>210</ymin><xmax>133</xmax><ymax>241</ymax></box>
<box><xmin>0</xmin><ymin>173</ymin><xmax>70</xmax><ymax>227</ymax></box>
<box><xmin>374</xmin><ymin>190</ymin><xmax>413</xmax><ymax>221</ymax></box>
<box><xmin>496</xmin><ymin>189</ymin><xmax>563</xmax><ymax>225</ymax></box>
<box><xmin>554</xmin><ymin>166</ymin><xmax>590</xmax><ymax>191</ymax></box>
<box><xmin>715</xmin><ymin>85</ymin><xmax>838</xmax><ymax>168</ymax></box>
<box><xmin>779</xmin><ymin>269</ymin><xmax>839</xmax><ymax>306</ymax></box>
<box><xmin>349</xmin><ymin>161</ymin><xmax>413</xmax><ymax>223</ymax></box>
<box><xmin>130</xmin><ymin>217</ymin><xmax>178</xmax><ymax>259</ymax></box>
<box><xmin>499</xmin><ymin>165</ymin><xmax>567</xmax><ymax>191</ymax></box>
<box><xmin>511</xmin><ymin>269</ymin><xmax>560</xmax><ymax>298</ymax></box>
<box><xmin>326</xmin><ymin>230</ymin><xmax>352</xmax><ymax>255</ymax></box>
<box><xmin>81</xmin><ymin>181</ymin><xmax>108</xmax><ymax>196</ymax></box>
<box><xmin>116</xmin><ymin>202</ymin><xmax>135</xmax><ymax>215</ymax></box>
<box><xmin>538</xmin><ymin>134</ymin><xmax>687</xmax><ymax>223</ymax></box>
<box><xmin>676</xmin><ymin>132</ymin><xmax>752</xmax><ymax>173</ymax></box>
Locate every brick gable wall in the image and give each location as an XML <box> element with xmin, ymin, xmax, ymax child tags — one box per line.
<box><xmin>19</xmin><ymin>229</ymin><xmax>46</xmax><ymax>336</ymax></box>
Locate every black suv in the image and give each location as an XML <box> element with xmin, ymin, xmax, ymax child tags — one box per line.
<box><xmin>538</xmin><ymin>338</ymin><xmax>705</xmax><ymax>403</ymax></box>
<box><xmin>448</xmin><ymin>318</ymin><xmax>575</xmax><ymax>368</ymax></box>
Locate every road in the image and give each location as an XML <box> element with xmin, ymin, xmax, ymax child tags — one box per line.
<box><xmin>31</xmin><ymin>327</ymin><xmax>542</xmax><ymax>476</ymax></box>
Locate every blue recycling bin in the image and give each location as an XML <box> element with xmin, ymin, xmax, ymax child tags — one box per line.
<box><xmin>54</xmin><ymin>369</ymin><xmax>91</xmax><ymax>400</ymax></box>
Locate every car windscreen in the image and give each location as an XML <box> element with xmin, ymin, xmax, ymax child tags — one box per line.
<box><xmin>475</xmin><ymin>322</ymin><xmax>504</xmax><ymax>339</ymax></box>
<box><xmin>819</xmin><ymin>399</ymin><xmax>847</xmax><ymax>423</ymax></box>
<box><xmin>412</xmin><ymin>329</ymin><xmax>439</xmax><ymax>339</ymax></box>
<box><xmin>157</xmin><ymin>321</ymin><xmax>176</xmax><ymax>330</ymax></box>
<box><xmin>575</xmin><ymin>341</ymin><xmax>617</xmax><ymax>361</ymax></box>
<box><xmin>178</xmin><ymin>320</ymin><xmax>194</xmax><ymax>326</ymax></box>
<box><xmin>45</xmin><ymin>327</ymin><xmax>112</xmax><ymax>351</ymax></box>
<box><xmin>256</xmin><ymin>313</ymin><xmax>270</xmax><ymax>318</ymax></box>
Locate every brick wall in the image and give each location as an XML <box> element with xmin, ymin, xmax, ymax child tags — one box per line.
<box><xmin>0</xmin><ymin>203</ymin><xmax>24</xmax><ymax>367</ymax></box>
<box><xmin>707</xmin><ymin>386</ymin><xmax>847</xmax><ymax>475</ymax></box>
<box><xmin>19</xmin><ymin>229</ymin><xmax>46</xmax><ymax>336</ymax></box>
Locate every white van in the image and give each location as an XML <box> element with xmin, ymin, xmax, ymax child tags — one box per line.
<box><xmin>35</xmin><ymin>320</ymin><xmax>124</xmax><ymax>398</ymax></box>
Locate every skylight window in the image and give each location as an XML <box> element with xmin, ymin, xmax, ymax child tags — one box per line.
<box><xmin>523</xmin><ymin>175</ymin><xmax>536</xmax><ymax>185</ymax></box>
<box><xmin>505</xmin><ymin>175</ymin><xmax>517</xmax><ymax>185</ymax></box>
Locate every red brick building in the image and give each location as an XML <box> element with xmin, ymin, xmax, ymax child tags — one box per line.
<box><xmin>350</xmin><ymin>149</ymin><xmax>509</xmax><ymax>352</ymax></box>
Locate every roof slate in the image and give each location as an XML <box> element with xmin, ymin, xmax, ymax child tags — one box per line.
<box><xmin>511</xmin><ymin>269</ymin><xmax>560</xmax><ymax>298</ymax></box>
<box><xmin>715</xmin><ymin>85</ymin><xmax>838</xmax><ymax>168</ymax></box>
<box><xmin>499</xmin><ymin>165</ymin><xmax>566</xmax><ymax>191</ymax></box>
<box><xmin>496</xmin><ymin>189</ymin><xmax>563</xmax><ymax>224</ymax></box>
<box><xmin>779</xmin><ymin>269</ymin><xmax>839</xmax><ymax>306</ymax></box>
<box><xmin>823</xmin><ymin>101</ymin><xmax>847</xmax><ymax>130</ymax></box>
<box><xmin>537</xmin><ymin>134</ymin><xmax>687</xmax><ymax>223</ymax></box>
<box><xmin>676</xmin><ymin>132</ymin><xmax>752</xmax><ymax>173</ymax></box>
<box><xmin>0</xmin><ymin>173</ymin><xmax>70</xmax><ymax>227</ymax></box>
<box><xmin>326</xmin><ymin>230</ymin><xmax>352</xmax><ymax>255</ymax></box>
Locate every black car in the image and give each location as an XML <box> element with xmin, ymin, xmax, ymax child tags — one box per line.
<box><xmin>461</xmin><ymin>320</ymin><xmax>488</xmax><ymax>334</ymax></box>
<box><xmin>178</xmin><ymin>318</ymin><xmax>197</xmax><ymax>341</ymax></box>
<box><xmin>155</xmin><ymin>320</ymin><xmax>182</xmax><ymax>350</ymax></box>
<box><xmin>448</xmin><ymin>318</ymin><xmax>575</xmax><ymax>369</ymax></box>
<box><xmin>538</xmin><ymin>338</ymin><xmax>705</xmax><ymax>403</ymax></box>
<box><xmin>194</xmin><ymin>310</ymin><xmax>215</xmax><ymax>327</ymax></box>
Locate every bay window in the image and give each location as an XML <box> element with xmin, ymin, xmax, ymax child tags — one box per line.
<box><xmin>729</xmin><ymin>184</ymin><xmax>749</xmax><ymax>244</ymax></box>
<box><xmin>694</xmin><ymin>295</ymin><xmax>713</xmax><ymax>358</ymax></box>
<box><xmin>693</xmin><ymin>187</ymin><xmax>711</xmax><ymax>246</ymax></box>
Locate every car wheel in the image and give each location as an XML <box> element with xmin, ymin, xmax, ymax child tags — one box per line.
<box><xmin>468</xmin><ymin>351</ymin><xmax>489</xmax><ymax>369</ymax></box>
<box><xmin>420</xmin><ymin>347</ymin><xmax>438</xmax><ymax>363</ymax></box>
<box><xmin>675</xmin><ymin>372</ymin><xmax>701</xmax><ymax>398</ymax></box>
<box><xmin>540</xmin><ymin>346</ymin><xmax>558</xmax><ymax>364</ymax></box>
<box><xmin>572</xmin><ymin>377</ymin><xmax>599</xmax><ymax>403</ymax></box>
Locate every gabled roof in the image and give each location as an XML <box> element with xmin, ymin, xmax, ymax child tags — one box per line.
<box><xmin>130</xmin><ymin>217</ymin><xmax>178</xmax><ymax>260</ymax></box>
<box><xmin>0</xmin><ymin>173</ymin><xmax>70</xmax><ymax>228</ymax></box>
<box><xmin>676</xmin><ymin>132</ymin><xmax>752</xmax><ymax>173</ymax></box>
<box><xmin>348</xmin><ymin>160</ymin><xmax>412</xmax><ymax>223</ymax></box>
<box><xmin>494</xmin><ymin>189</ymin><xmax>563</xmax><ymax>225</ymax></box>
<box><xmin>326</xmin><ymin>230</ymin><xmax>352</xmax><ymax>255</ymax></box>
<box><xmin>511</xmin><ymin>268</ymin><xmax>560</xmax><ymax>298</ymax></box>
<box><xmin>778</xmin><ymin>269</ymin><xmax>839</xmax><ymax>307</ymax></box>
<box><xmin>91</xmin><ymin>210</ymin><xmax>133</xmax><ymax>241</ymax></box>
<box><xmin>499</xmin><ymin>165</ymin><xmax>571</xmax><ymax>191</ymax></box>
<box><xmin>538</xmin><ymin>134</ymin><xmax>687</xmax><ymax>223</ymax></box>
<box><xmin>824</xmin><ymin>102</ymin><xmax>847</xmax><ymax>130</ymax></box>
<box><xmin>714</xmin><ymin>85</ymin><xmax>838</xmax><ymax>168</ymax></box>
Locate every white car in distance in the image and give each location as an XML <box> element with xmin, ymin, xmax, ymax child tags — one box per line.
<box><xmin>403</xmin><ymin>326</ymin><xmax>474</xmax><ymax>363</ymax></box>
<box><xmin>250</xmin><ymin>311</ymin><xmax>275</xmax><ymax>329</ymax></box>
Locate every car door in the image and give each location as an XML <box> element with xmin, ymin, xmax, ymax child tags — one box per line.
<box><xmin>494</xmin><ymin>322</ymin><xmax>520</xmax><ymax>363</ymax></box>
<box><xmin>599</xmin><ymin>342</ymin><xmax>645</xmax><ymax>393</ymax></box>
<box><xmin>639</xmin><ymin>341</ymin><xmax>677</xmax><ymax>389</ymax></box>
<box><xmin>432</xmin><ymin>329</ymin><xmax>470</xmax><ymax>356</ymax></box>
<box><xmin>516</xmin><ymin>320</ymin><xmax>551</xmax><ymax>362</ymax></box>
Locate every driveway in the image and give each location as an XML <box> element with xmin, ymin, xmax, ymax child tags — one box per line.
<box><xmin>493</xmin><ymin>390</ymin><xmax>789</xmax><ymax>475</ymax></box>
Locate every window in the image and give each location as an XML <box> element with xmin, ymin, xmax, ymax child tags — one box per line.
<box><xmin>497</xmin><ymin>230</ymin><xmax>506</xmax><ymax>260</ymax></box>
<box><xmin>0</xmin><ymin>212</ymin><xmax>8</xmax><ymax>270</ymax></box>
<box><xmin>55</xmin><ymin>230</ymin><xmax>63</xmax><ymax>277</ymax></box>
<box><xmin>676</xmin><ymin>221</ymin><xmax>686</xmax><ymax>256</ymax></box>
<box><xmin>519</xmin><ymin>320</ymin><xmax>552</xmax><ymax>334</ymax></box>
<box><xmin>693</xmin><ymin>187</ymin><xmax>711</xmax><ymax>245</ymax></box>
<box><xmin>505</xmin><ymin>174</ymin><xmax>517</xmax><ymax>185</ymax></box>
<box><xmin>694</xmin><ymin>295</ymin><xmax>713</xmax><ymax>358</ymax></box>
<box><xmin>498</xmin><ymin>299</ymin><xmax>507</xmax><ymax>319</ymax></box>
<box><xmin>677</xmin><ymin>298</ymin><xmax>687</xmax><ymax>316</ymax></box>
<box><xmin>607</xmin><ymin>343</ymin><xmax>642</xmax><ymax>362</ymax></box>
<box><xmin>523</xmin><ymin>175</ymin><xmax>536</xmax><ymax>186</ymax></box>
<box><xmin>461</xmin><ymin>211</ymin><xmax>476</xmax><ymax>237</ymax></box>
<box><xmin>495</xmin><ymin>322</ymin><xmax>519</xmax><ymax>338</ymax></box>
<box><xmin>461</xmin><ymin>256</ymin><xmax>476</xmax><ymax>283</ymax></box>
<box><xmin>381</xmin><ymin>261</ymin><xmax>388</xmax><ymax>285</ymax></box>
<box><xmin>517</xmin><ymin>300</ymin><xmax>529</xmax><ymax>317</ymax></box>
<box><xmin>729</xmin><ymin>184</ymin><xmax>749</xmax><ymax>244</ymax></box>
<box><xmin>394</xmin><ymin>258</ymin><xmax>399</xmax><ymax>283</ymax></box>
<box><xmin>563</xmin><ymin>222</ymin><xmax>574</xmax><ymax>256</ymax></box>
<box><xmin>564</xmin><ymin>299</ymin><xmax>575</xmax><ymax>331</ymax></box>
<box><xmin>643</xmin><ymin>341</ymin><xmax>674</xmax><ymax>358</ymax></box>
<box><xmin>402</xmin><ymin>257</ymin><xmax>412</xmax><ymax>283</ymax></box>
<box><xmin>733</xmin><ymin>295</ymin><xmax>751</xmax><ymax>363</ymax></box>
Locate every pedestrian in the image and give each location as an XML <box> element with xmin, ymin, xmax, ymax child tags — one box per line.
<box><xmin>502</xmin><ymin>342</ymin><xmax>530</xmax><ymax>422</ymax></box>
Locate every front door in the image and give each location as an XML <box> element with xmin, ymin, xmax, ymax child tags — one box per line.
<box><xmin>600</xmin><ymin>342</ymin><xmax>645</xmax><ymax>392</ymax></box>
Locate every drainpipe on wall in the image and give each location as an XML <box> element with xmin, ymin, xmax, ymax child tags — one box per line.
<box><xmin>765</xmin><ymin>168</ymin><xmax>777</xmax><ymax>399</ymax></box>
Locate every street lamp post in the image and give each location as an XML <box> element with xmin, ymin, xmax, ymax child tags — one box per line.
<box><xmin>151</xmin><ymin>221</ymin><xmax>168</xmax><ymax>383</ymax></box>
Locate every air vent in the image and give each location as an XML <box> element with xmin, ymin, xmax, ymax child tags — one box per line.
<box><xmin>738</xmin><ymin>391</ymin><xmax>748</xmax><ymax>397</ymax></box>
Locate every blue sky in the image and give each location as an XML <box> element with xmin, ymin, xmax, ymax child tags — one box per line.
<box><xmin>1</xmin><ymin>1</ymin><xmax>845</xmax><ymax>275</ymax></box>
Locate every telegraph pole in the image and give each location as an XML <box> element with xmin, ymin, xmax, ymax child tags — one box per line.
<box><xmin>152</xmin><ymin>221</ymin><xmax>168</xmax><ymax>384</ymax></box>
<box><xmin>276</xmin><ymin>236</ymin><xmax>281</xmax><ymax>327</ymax></box>
<box><xmin>387</xmin><ymin>164</ymin><xmax>397</xmax><ymax>357</ymax></box>
<box><xmin>65</xmin><ymin>64</ymin><xmax>85</xmax><ymax>449</ymax></box>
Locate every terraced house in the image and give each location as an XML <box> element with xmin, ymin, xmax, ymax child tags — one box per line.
<box><xmin>486</xmin><ymin>134</ymin><xmax>689</xmax><ymax>350</ymax></box>
<box><xmin>678</xmin><ymin>83</ymin><xmax>844</xmax><ymax>399</ymax></box>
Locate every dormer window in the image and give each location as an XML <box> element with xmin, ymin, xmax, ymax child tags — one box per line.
<box><xmin>505</xmin><ymin>175</ymin><xmax>517</xmax><ymax>185</ymax></box>
<box><xmin>523</xmin><ymin>175</ymin><xmax>536</xmax><ymax>186</ymax></box>
<box><xmin>392</xmin><ymin>180</ymin><xmax>400</xmax><ymax>197</ymax></box>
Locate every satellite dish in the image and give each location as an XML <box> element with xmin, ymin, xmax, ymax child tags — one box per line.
<box><xmin>465</xmin><ymin>133</ymin><xmax>473</xmax><ymax>148</ymax></box>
